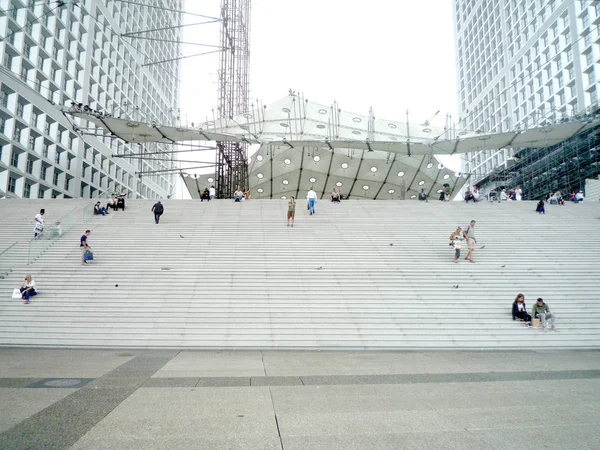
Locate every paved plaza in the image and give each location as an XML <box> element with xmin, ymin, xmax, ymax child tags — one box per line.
<box><xmin>0</xmin><ymin>349</ymin><xmax>599</xmax><ymax>449</ymax></box>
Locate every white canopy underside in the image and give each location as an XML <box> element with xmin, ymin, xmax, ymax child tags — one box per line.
<box><xmin>69</xmin><ymin>96</ymin><xmax>598</xmax><ymax>156</ymax></box>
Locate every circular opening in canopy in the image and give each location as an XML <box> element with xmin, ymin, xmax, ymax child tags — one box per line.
<box><xmin>418</xmin><ymin>180</ymin><xmax>425</xmax><ymax>186</ymax></box>
<box><xmin>443</xmin><ymin>174</ymin><xmax>450</xmax><ymax>179</ymax></box>
<box><xmin>284</xmin><ymin>158</ymin><xmax>291</xmax><ymax>165</ymax></box>
<box><xmin>410</xmin><ymin>195</ymin><xmax>416</xmax><ymax>199</ymax></box>
<box><xmin>256</xmin><ymin>155</ymin><xmax>263</xmax><ymax>161</ymax></box>
<box><xmin>388</xmin><ymin>189</ymin><xmax>395</xmax><ymax>194</ymax></box>
<box><xmin>310</xmin><ymin>177</ymin><xmax>317</xmax><ymax>183</ymax></box>
<box><xmin>207</xmin><ymin>177</ymin><xmax>214</xmax><ymax>183</ymax></box>
<box><xmin>257</xmin><ymin>188</ymin><xmax>264</xmax><ymax>193</ymax></box>
<box><xmin>280</xmin><ymin>123</ymin><xmax>288</xmax><ymax>128</ymax></box>
<box><xmin>388</xmin><ymin>123</ymin><xmax>397</xmax><ymax>129</ymax></box>
<box><xmin>370</xmin><ymin>167</ymin><xmax>378</xmax><ymax>172</ymax></box>
<box><xmin>313</xmin><ymin>155</ymin><xmax>321</xmax><ymax>162</ymax></box>
<box><xmin>353</xmin><ymin>117</ymin><xmax>362</xmax><ymax>123</ymax></box>
<box><xmin>336</xmin><ymin>182</ymin><xmax>343</xmax><ymax>187</ymax></box>
<box><xmin>362</xmin><ymin>185</ymin><xmax>369</xmax><ymax>190</ymax></box>
<box><xmin>282</xmin><ymin>108</ymin><xmax>291</xmax><ymax>113</ymax></box>
<box><xmin>397</xmin><ymin>171</ymin><xmax>405</xmax><ymax>177</ymax></box>
<box><xmin>282</xmin><ymin>180</ymin><xmax>289</xmax><ymax>185</ymax></box>
<box><xmin>257</xmin><ymin>173</ymin><xmax>264</xmax><ymax>179</ymax></box>
<box><xmin>341</xmin><ymin>162</ymin><xmax>349</xmax><ymax>169</ymax></box>
<box><xmin>427</xmin><ymin>163</ymin><xmax>433</xmax><ymax>169</ymax></box>
<box><xmin>318</xmin><ymin>109</ymin><xmax>327</xmax><ymax>115</ymax></box>
<box><xmin>352</xmin><ymin>130</ymin><xmax>361</xmax><ymax>135</ymax></box>
<box><xmin>316</xmin><ymin>124</ymin><xmax>326</xmax><ymax>129</ymax></box>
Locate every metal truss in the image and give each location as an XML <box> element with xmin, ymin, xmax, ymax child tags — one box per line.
<box><xmin>477</xmin><ymin>124</ymin><xmax>600</xmax><ymax>200</ymax></box>
<box><xmin>216</xmin><ymin>0</ymin><xmax>251</xmax><ymax>198</ymax></box>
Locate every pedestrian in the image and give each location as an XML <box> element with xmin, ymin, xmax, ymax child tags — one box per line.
<box><xmin>463</xmin><ymin>220</ymin><xmax>477</xmax><ymax>263</ymax></box>
<box><xmin>19</xmin><ymin>274</ymin><xmax>37</xmax><ymax>304</ymax></box>
<box><xmin>33</xmin><ymin>208</ymin><xmax>45</xmax><ymax>239</ymax></box>
<box><xmin>449</xmin><ymin>226</ymin><xmax>463</xmax><ymax>263</ymax></box>
<box><xmin>80</xmin><ymin>230</ymin><xmax>91</xmax><ymax>265</ymax></box>
<box><xmin>536</xmin><ymin>200</ymin><xmax>545</xmax><ymax>214</ymax></box>
<box><xmin>307</xmin><ymin>188</ymin><xmax>317</xmax><ymax>215</ymax></box>
<box><xmin>287</xmin><ymin>196</ymin><xmax>296</xmax><ymax>227</ymax></box>
<box><xmin>515</xmin><ymin>185</ymin><xmax>523</xmax><ymax>201</ymax></box>
<box><xmin>418</xmin><ymin>188</ymin><xmax>428</xmax><ymax>202</ymax></box>
<box><xmin>152</xmin><ymin>200</ymin><xmax>164</xmax><ymax>224</ymax></box>
<box><xmin>209</xmin><ymin>185</ymin><xmax>216</xmax><ymax>201</ymax></box>
<box><xmin>531</xmin><ymin>298</ymin><xmax>556</xmax><ymax>330</ymax></box>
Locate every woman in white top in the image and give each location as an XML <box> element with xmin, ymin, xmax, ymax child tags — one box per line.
<box><xmin>515</xmin><ymin>185</ymin><xmax>523</xmax><ymax>201</ymax></box>
<box><xmin>20</xmin><ymin>274</ymin><xmax>37</xmax><ymax>304</ymax></box>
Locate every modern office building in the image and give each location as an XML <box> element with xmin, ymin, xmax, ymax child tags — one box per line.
<box><xmin>0</xmin><ymin>0</ymin><xmax>182</xmax><ymax>199</ymax></box>
<box><xmin>453</xmin><ymin>0</ymin><xmax>600</xmax><ymax>185</ymax></box>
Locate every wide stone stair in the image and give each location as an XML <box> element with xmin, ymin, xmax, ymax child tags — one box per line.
<box><xmin>0</xmin><ymin>198</ymin><xmax>599</xmax><ymax>349</ymax></box>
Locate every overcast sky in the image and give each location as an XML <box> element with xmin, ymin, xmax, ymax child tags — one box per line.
<box><xmin>174</xmin><ymin>0</ymin><xmax>460</xmax><ymax>196</ymax></box>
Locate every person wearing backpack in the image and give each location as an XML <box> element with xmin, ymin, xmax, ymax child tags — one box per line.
<box><xmin>152</xmin><ymin>201</ymin><xmax>164</xmax><ymax>224</ymax></box>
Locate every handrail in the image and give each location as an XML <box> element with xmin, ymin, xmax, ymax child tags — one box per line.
<box><xmin>0</xmin><ymin>241</ymin><xmax>19</xmax><ymax>279</ymax></box>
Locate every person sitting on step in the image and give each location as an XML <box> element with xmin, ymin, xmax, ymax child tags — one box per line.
<box><xmin>531</xmin><ymin>298</ymin><xmax>556</xmax><ymax>330</ymax></box>
<box><xmin>20</xmin><ymin>274</ymin><xmax>37</xmax><ymax>304</ymax></box>
<box><xmin>107</xmin><ymin>194</ymin><xmax>118</xmax><ymax>211</ymax></box>
<box><xmin>234</xmin><ymin>187</ymin><xmax>244</xmax><ymax>202</ymax></box>
<box><xmin>117</xmin><ymin>195</ymin><xmax>126</xmax><ymax>211</ymax></box>
<box><xmin>331</xmin><ymin>188</ymin><xmax>341</xmax><ymax>203</ymax></box>
<box><xmin>418</xmin><ymin>188</ymin><xmax>428</xmax><ymax>202</ymax></box>
<box><xmin>94</xmin><ymin>202</ymin><xmax>108</xmax><ymax>216</ymax></box>
<box><xmin>512</xmin><ymin>293</ymin><xmax>532</xmax><ymax>326</ymax></box>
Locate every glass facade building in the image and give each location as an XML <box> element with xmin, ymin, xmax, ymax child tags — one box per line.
<box><xmin>453</xmin><ymin>0</ymin><xmax>600</xmax><ymax>184</ymax></box>
<box><xmin>0</xmin><ymin>0</ymin><xmax>182</xmax><ymax>199</ymax></box>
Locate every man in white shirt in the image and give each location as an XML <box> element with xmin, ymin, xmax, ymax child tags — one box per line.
<box><xmin>33</xmin><ymin>209</ymin><xmax>45</xmax><ymax>239</ymax></box>
<box><xmin>209</xmin><ymin>185</ymin><xmax>216</xmax><ymax>200</ymax></box>
<box><xmin>306</xmin><ymin>189</ymin><xmax>317</xmax><ymax>215</ymax></box>
<box><xmin>576</xmin><ymin>191</ymin><xmax>584</xmax><ymax>202</ymax></box>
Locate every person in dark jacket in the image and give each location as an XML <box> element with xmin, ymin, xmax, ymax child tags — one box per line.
<box><xmin>512</xmin><ymin>293</ymin><xmax>532</xmax><ymax>326</ymax></box>
<box><xmin>536</xmin><ymin>200</ymin><xmax>545</xmax><ymax>214</ymax></box>
<box><xmin>151</xmin><ymin>201</ymin><xmax>164</xmax><ymax>224</ymax></box>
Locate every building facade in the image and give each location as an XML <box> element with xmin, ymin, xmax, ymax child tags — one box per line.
<box><xmin>454</xmin><ymin>0</ymin><xmax>600</xmax><ymax>184</ymax></box>
<box><xmin>0</xmin><ymin>0</ymin><xmax>182</xmax><ymax>199</ymax></box>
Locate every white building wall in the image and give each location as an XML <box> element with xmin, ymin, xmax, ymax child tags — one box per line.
<box><xmin>0</xmin><ymin>0</ymin><xmax>182</xmax><ymax>199</ymax></box>
<box><xmin>453</xmin><ymin>0</ymin><xmax>600</xmax><ymax>183</ymax></box>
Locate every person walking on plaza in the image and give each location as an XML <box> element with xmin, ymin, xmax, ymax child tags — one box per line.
<box><xmin>307</xmin><ymin>188</ymin><xmax>317</xmax><ymax>215</ymax></box>
<box><xmin>19</xmin><ymin>274</ymin><xmax>37</xmax><ymax>304</ymax></box>
<box><xmin>152</xmin><ymin>201</ymin><xmax>164</xmax><ymax>224</ymax></box>
<box><xmin>33</xmin><ymin>208</ymin><xmax>45</xmax><ymax>239</ymax></box>
<box><xmin>80</xmin><ymin>230</ymin><xmax>91</xmax><ymax>265</ymax></box>
<box><xmin>287</xmin><ymin>196</ymin><xmax>296</xmax><ymax>227</ymax></box>
<box><xmin>463</xmin><ymin>220</ymin><xmax>477</xmax><ymax>263</ymax></box>
<box><xmin>532</xmin><ymin>298</ymin><xmax>556</xmax><ymax>330</ymax></box>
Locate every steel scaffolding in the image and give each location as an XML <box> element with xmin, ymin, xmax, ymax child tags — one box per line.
<box><xmin>477</xmin><ymin>124</ymin><xmax>600</xmax><ymax>201</ymax></box>
<box><xmin>216</xmin><ymin>0</ymin><xmax>251</xmax><ymax>198</ymax></box>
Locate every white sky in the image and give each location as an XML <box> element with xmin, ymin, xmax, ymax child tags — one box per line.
<box><xmin>174</xmin><ymin>0</ymin><xmax>461</xmax><ymax>197</ymax></box>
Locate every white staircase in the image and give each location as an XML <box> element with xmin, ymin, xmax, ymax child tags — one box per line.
<box><xmin>0</xmin><ymin>198</ymin><xmax>599</xmax><ymax>349</ymax></box>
